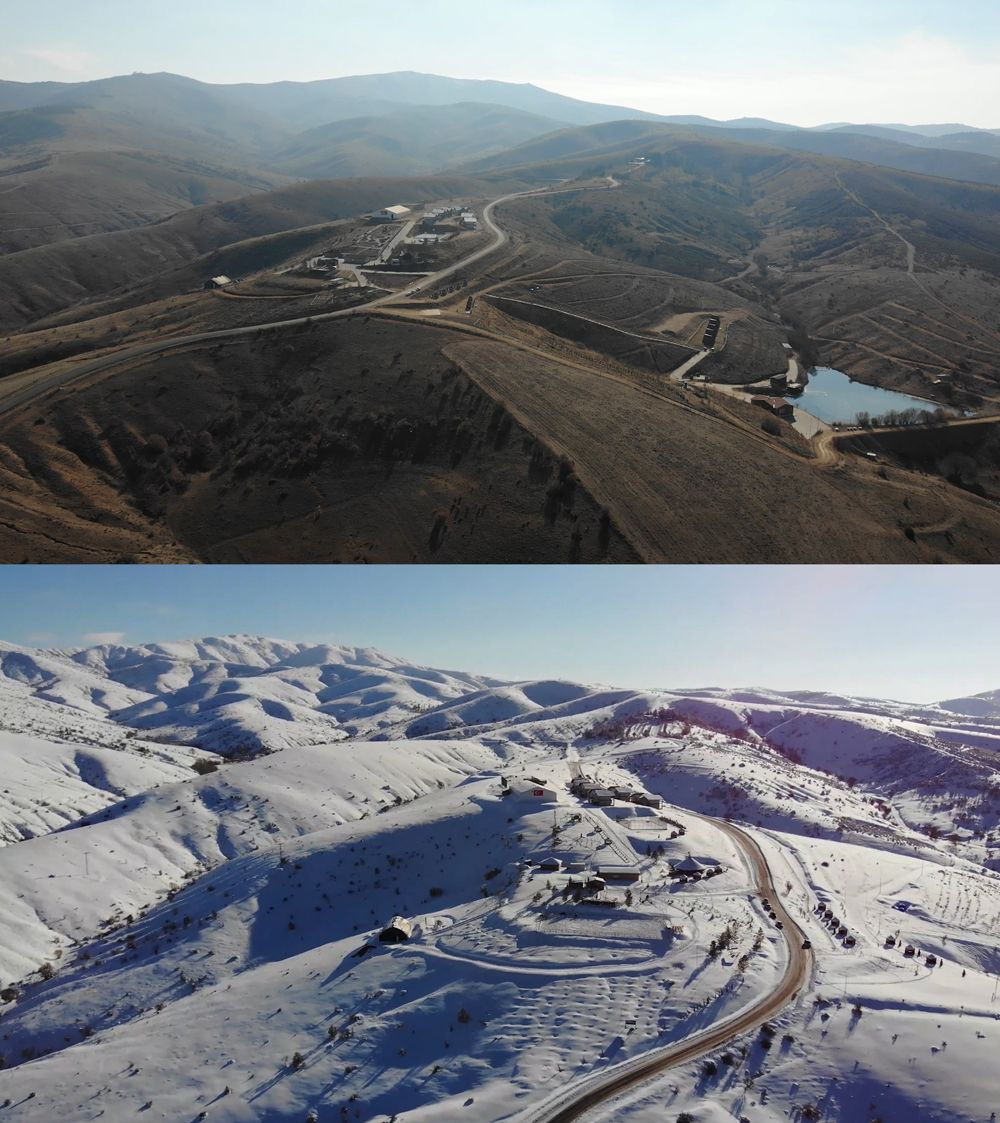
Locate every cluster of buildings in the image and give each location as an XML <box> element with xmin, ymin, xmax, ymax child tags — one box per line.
<box><xmin>569</xmin><ymin>776</ymin><xmax>663</xmax><ymax>810</ymax></box>
<box><xmin>421</xmin><ymin>205</ymin><xmax>461</xmax><ymax>227</ymax></box>
<box><xmin>533</xmin><ymin>856</ymin><xmax>642</xmax><ymax>908</ymax></box>
<box><xmin>419</xmin><ymin>206</ymin><xmax>479</xmax><ymax>232</ymax></box>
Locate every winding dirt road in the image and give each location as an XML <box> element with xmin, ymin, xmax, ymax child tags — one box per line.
<box><xmin>521</xmin><ymin>818</ymin><xmax>812</xmax><ymax>1123</ymax></box>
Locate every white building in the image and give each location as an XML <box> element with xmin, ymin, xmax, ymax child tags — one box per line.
<box><xmin>381</xmin><ymin>205</ymin><xmax>412</xmax><ymax>221</ymax></box>
<box><xmin>510</xmin><ymin>776</ymin><xmax>559</xmax><ymax>802</ymax></box>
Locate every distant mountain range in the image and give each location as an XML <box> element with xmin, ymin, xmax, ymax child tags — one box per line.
<box><xmin>2</xmin><ymin>69</ymin><xmax>1000</xmax><ymax>256</ymax></box>
<box><xmin>2</xmin><ymin>634</ymin><xmax>997</xmax><ymax>756</ymax></box>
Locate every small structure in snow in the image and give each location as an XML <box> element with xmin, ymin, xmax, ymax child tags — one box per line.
<box><xmin>597</xmin><ymin>866</ymin><xmax>641</xmax><ymax>883</ymax></box>
<box><xmin>511</xmin><ymin>776</ymin><xmax>559</xmax><ymax>802</ymax></box>
<box><xmin>610</xmin><ymin>785</ymin><xmax>641</xmax><ymax>801</ymax></box>
<box><xmin>580</xmin><ymin>895</ymin><xmax>619</xmax><ymax>909</ymax></box>
<box><xmin>379</xmin><ymin>916</ymin><xmax>413</xmax><ymax>944</ymax></box>
<box><xmin>670</xmin><ymin>855</ymin><xmax>718</xmax><ymax>878</ymax></box>
<box><xmin>568</xmin><ymin>874</ymin><xmax>607</xmax><ymax>894</ymax></box>
<box><xmin>538</xmin><ymin>857</ymin><xmax>563</xmax><ymax>873</ymax></box>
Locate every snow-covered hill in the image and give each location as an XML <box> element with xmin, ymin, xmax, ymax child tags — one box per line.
<box><xmin>0</xmin><ymin>640</ymin><xmax>152</xmax><ymax>715</ymax></box>
<box><xmin>0</xmin><ymin>636</ymin><xmax>507</xmax><ymax>753</ymax></box>
<box><xmin>0</xmin><ymin>634</ymin><xmax>998</xmax><ymax>1123</ymax></box>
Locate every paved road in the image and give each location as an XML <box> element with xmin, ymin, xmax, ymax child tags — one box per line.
<box><xmin>0</xmin><ymin>184</ymin><xmax>568</xmax><ymax>418</ymax></box>
<box><xmin>0</xmin><ymin>183</ymin><xmax>591</xmax><ymax>418</ymax></box>
<box><xmin>521</xmin><ymin>817</ymin><xmax>812</xmax><ymax>1123</ymax></box>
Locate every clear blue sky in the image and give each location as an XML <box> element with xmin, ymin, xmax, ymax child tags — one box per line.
<box><xmin>3</xmin><ymin>0</ymin><xmax>1000</xmax><ymax>126</ymax></box>
<box><xmin>1</xmin><ymin>566</ymin><xmax>996</xmax><ymax>702</ymax></box>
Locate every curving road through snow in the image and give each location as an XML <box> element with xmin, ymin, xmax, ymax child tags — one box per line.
<box><xmin>518</xmin><ymin>816</ymin><xmax>812</xmax><ymax>1123</ymax></box>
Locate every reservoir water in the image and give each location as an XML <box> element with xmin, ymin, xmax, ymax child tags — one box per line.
<box><xmin>786</xmin><ymin>367</ymin><xmax>944</xmax><ymax>425</ymax></box>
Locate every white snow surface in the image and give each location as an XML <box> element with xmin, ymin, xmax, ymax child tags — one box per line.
<box><xmin>0</xmin><ymin>635</ymin><xmax>999</xmax><ymax>1122</ymax></box>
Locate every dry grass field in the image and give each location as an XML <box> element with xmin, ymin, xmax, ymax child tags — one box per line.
<box><xmin>0</xmin><ymin>318</ymin><xmax>638</xmax><ymax>564</ymax></box>
<box><xmin>445</xmin><ymin>336</ymin><xmax>1000</xmax><ymax>563</ymax></box>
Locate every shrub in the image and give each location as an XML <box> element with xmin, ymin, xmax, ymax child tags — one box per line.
<box><xmin>290</xmin><ymin>1051</ymin><xmax>305</xmax><ymax>1070</ymax></box>
<box><xmin>191</xmin><ymin>758</ymin><xmax>219</xmax><ymax>775</ymax></box>
<box><xmin>38</xmin><ymin>962</ymin><xmax>55</xmax><ymax>980</ymax></box>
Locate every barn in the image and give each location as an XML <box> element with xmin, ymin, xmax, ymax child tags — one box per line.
<box><xmin>381</xmin><ymin>205</ymin><xmax>412</xmax><ymax>221</ymax></box>
<box><xmin>204</xmin><ymin>276</ymin><xmax>233</xmax><ymax>290</ymax></box>
<box><xmin>379</xmin><ymin>916</ymin><xmax>413</xmax><ymax>944</ymax></box>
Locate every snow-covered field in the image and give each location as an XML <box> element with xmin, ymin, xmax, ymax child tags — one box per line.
<box><xmin>0</xmin><ymin>635</ymin><xmax>998</xmax><ymax>1123</ymax></box>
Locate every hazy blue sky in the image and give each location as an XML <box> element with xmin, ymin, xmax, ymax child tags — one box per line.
<box><xmin>3</xmin><ymin>0</ymin><xmax>1000</xmax><ymax>126</ymax></box>
<box><xmin>0</xmin><ymin>566</ymin><xmax>995</xmax><ymax>702</ymax></box>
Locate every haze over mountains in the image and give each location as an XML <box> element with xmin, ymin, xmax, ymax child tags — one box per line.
<box><xmin>3</xmin><ymin>69</ymin><xmax>1000</xmax><ymax>255</ymax></box>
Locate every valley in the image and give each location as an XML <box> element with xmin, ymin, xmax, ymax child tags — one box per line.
<box><xmin>2</xmin><ymin>72</ymin><xmax>1000</xmax><ymax>562</ymax></box>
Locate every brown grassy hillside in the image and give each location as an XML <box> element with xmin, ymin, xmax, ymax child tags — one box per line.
<box><xmin>0</xmin><ymin>150</ymin><xmax>292</xmax><ymax>254</ymax></box>
<box><xmin>0</xmin><ymin>317</ymin><xmax>637</xmax><ymax>564</ymax></box>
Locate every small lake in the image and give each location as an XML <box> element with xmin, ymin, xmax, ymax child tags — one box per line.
<box><xmin>786</xmin><ymin>367</ymin><xmax>944</xmax><ymax>425</ymax></box>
